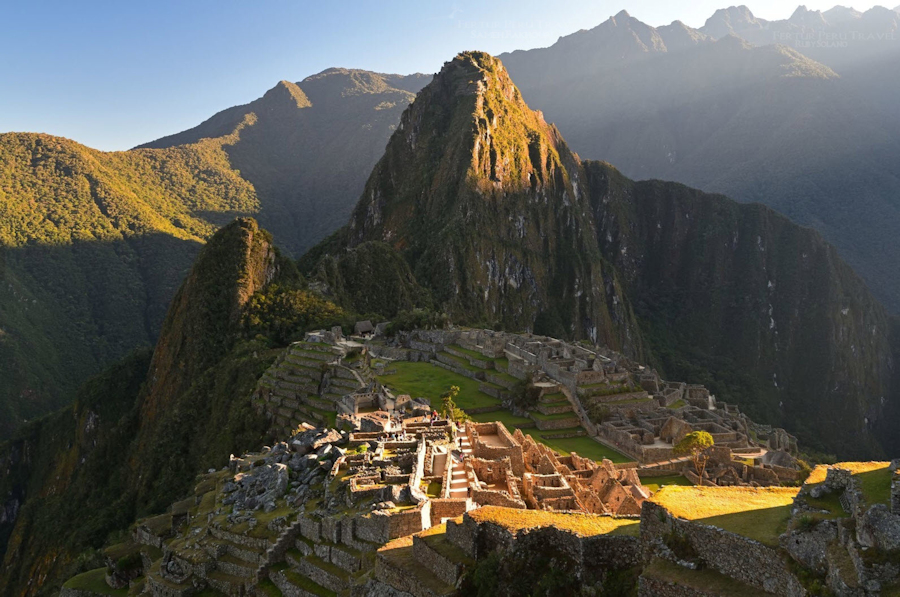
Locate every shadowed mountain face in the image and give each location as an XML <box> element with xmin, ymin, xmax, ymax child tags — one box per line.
<box><xmin>0</xmin><ymin>130</ymin><xmax>258</xmax><ymax>439</ymax></box>
<box><xmin>310</xmin><ymin>51</ymin><xmax>899</xmax><ymax>459</ymax></box>
<box><xmin>140</xmin><ymin>69</ymin><xmax>430</xmax><ymax>257</ymax></box>
<box><xmin>0</xmin><ymin>219</ymin><xmax>288</xmax><ymax>596</ymax></box>
<box><xmin>498</xmin><ymin>8</ymin><xmax>900</xmax><ymax>315</ymax></box>
<box><xmin>0</xmin><ymin>69</ymin><xmax>428</xmax><ymax>441</ymax></box>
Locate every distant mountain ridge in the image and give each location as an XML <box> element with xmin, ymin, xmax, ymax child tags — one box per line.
<box><xmin>700</xmin><ymin>4</ymin><xmax>900</xmax><ymax>71</ymax></box>
<box><xmin>139</xmin><ymin>68</ymin><xmax>430</xmax><ymax>257</ymax></box>
<box><xmin>498</xmin><ymin>6</ymin><xmax>900</xmax><ymax>315</ymax></box>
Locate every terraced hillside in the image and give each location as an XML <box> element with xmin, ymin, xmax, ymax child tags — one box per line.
<box><xmin>253</xmin><ymin>340</ymin><xmax>371</xmax><ymax>436</ymax></box>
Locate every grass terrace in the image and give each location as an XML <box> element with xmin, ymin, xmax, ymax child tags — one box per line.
<box><xmin>652</xmin><ymin>486</ymin><xmax>799</xmax><ymax>547</ymax></box>
<box><xmin>447</xmin><ymin>344</ymin><xmax>487</xmax><ymax>360</ymax></box>
<box><xmin>378</xmin><ymin>361</ymin><xmax>633</xmax><ymax>463</ymax></box>
<box><xmin>63</xmin><ymin>568</ymin><xmax>128</xmax><ymax>596</ymax></box>
<box><xmin>641</xmin><ymin>474</ymin><xmax>693</xmax><ymax>493</ymax></box>
<box><xmin>806</xmin><ymin>462</ymin><xmax>893</xmax><ymax>506</ymax></box>
<box><xmin>377</xmin><ymin>361</ymin><xmax>500</xmax><ymax>411</ymax></box>
<box><xmin>467</xmin><ymin>505</ymin><xmax>639</xmax><ymax>537</ymax></box>
<box><xmin>527</xmin><ymin>429</ymin><xmax>632</xmax><ymax>464</ymax></box>
<box><xmin>469</xmin><ymin>410</ymin><xmax>533</xmax><ymax>429</ymax></box>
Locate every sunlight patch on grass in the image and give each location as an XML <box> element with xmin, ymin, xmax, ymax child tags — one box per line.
<box><xmin>468</xmin><ymin>505</ymin><xmax>639</xmax><ymax>537</ymax></box>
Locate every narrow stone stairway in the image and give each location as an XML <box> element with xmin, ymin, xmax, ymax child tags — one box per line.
<box><xmin>448</xmin><ymin>428</ymin><xmax>473</xmax><ymax>499</ymax></box>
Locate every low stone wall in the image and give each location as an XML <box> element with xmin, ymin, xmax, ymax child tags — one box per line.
<box><xmin>413</xmin><ymin>535</ymin><xmax>465</xmax><ymax>586</ymax></box>
<box><xmin>575</xmin><ymin>370</ymin><xmax>607</xmax><ymax>385</ymax></box>
<box><xmin>386</xmin><ymin>505</ymin><xmax>430</xmax><ymax>540</ymax></box>
<box><xmin>146</xmin><ymin>574</ymin><xmax>194</xmax><ymax>597</ymax></box>
<box><xmin>892</xmin><ymin>470</ymin><xmax>900</xmax><ymax>515</ymax></box>
<box><xmin>640</xmin><ymin>501</ymin><xmax>804</xmax><ymax>597</ymax></box>
<box><xmin>472</xmin><ymin>488</ymin><xmax>526</xmax><ymax>509</ymax></box>
<box><xmin>534</xmin><ymin>415</ymin><xmax>581</xmax><ymax>431</ymax></box>
<box><xmin>484</xmin><ymin>371</ymin><xmax>517</xmax><ymax>390</ymax></box>
<box><xmin>638</xmin><ymin>575</ymin><xmax>717</xmax><ymax>597</ymax></box>
<box><xmin>429</xmin><ymin>498</ymin><xmax>469</xmax><ymax>526</ymax></box>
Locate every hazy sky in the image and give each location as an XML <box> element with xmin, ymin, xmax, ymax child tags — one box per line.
<box><xmin>0</xmin><ymin>0</ymin><xmax>887</xmax><ymax>150</ymax></box>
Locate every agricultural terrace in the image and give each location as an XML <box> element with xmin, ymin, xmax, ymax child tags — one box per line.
<box><xmin>651</xmin><ymin>486</ymin><xmax>799</xmax><ymax>546</ymax></box>
<box><xmin>806</xmin><ymin>461</ymin><xmax>894</xmax><ymax>506</ymax></box>
<box><xmin>467</xmin><ymin>505</ymin><xmax>640</xmax><ymax>537</ymax></box>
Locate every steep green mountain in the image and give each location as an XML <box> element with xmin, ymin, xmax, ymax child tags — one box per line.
<box><xmin>307</xmin><ymin>51</ymin><xmax>898</xmax><ymax>459</ymax></box>
<box><xmin>0</xmin><ymin>219</ymin><xmax>338</xmax><ymax>596</ymax></box>
<box><xmin>498</xmin><ymin>9</ymin><xmax>900</xmax><ymax>315</ymax></box>
<box><xmin>341</xmin><ymin>53</ymin><xmax>640</xmax><ymax>353</ymax></box>
<box><xmin>0</xmin><ymin>129</ymin><xmax>258</xmax><ymax>440</ymax></box>
<box><xmin>140</xmin><ymin>69</ymin><xmax>430</xmax><ymax>257</ymax></box>
<box><xmin>0</xmin><ymin>69</ymin><xmax>428</xmax><ymax>441</ymax></box>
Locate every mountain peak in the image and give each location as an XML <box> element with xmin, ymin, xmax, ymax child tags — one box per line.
<box><xmin>823</xmin><ymin>5</ymin><xmax>862</xmax><ymax>23</ymax></box>
<box><xmin>344</xmin><ymin>52</ymin><xmax>637</xmax><ymax>345</ymax></box>
<box><xmin>262</xmin><ymin>79</ymin><xmax>311</xmax><ymax>109</ymax></box>
<box><xmin>434</xmin><ymin>51</ymin><xmax>518</xmax><ymax>100</ymax></box>
<box><xmin>702</xmin><ymin>5</ymin><xmax>763</xmax><ymax>38</ymax></box>
<box><xmin>789</xmin><ymin>5</ymin><xmax>827</xmax><ymax>26</ymax></box>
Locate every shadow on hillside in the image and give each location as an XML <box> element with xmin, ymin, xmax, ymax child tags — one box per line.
<box><xmin>698</xmin><ymin>504</ymin><xmax>793</xmax><ymax>547</ymax></box>
<box><xmin>0</xmin><ymin>233</ymin><xmax>201</xmax><ymax>440</ymax></box>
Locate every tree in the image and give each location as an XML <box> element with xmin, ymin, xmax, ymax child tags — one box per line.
<box><xmin>439</xmin><ymin>385</ymin><xmax>469</xmax><ymax>423</ymax></box>
<box><xmin>674</xmin><ymin>431</ymin><xmax>714</xmax><ymax>479</ymax></box>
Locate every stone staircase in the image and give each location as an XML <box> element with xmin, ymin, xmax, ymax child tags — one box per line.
<box><xmin>448</xmin><ymin>430</ymin><xmax>473</xmax><ymax>499</ymax></box>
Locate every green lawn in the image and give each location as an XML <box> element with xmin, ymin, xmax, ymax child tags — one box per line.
<box><xmin>856</xmin><ymin>466</ymin><xmax>894</xmax><ymax>506</ymax></box>
<box><xmin>63</xmin><ymin>568</ymin><xmax>127</xmax><ymax>596</ymax></box>
<box><xmin>377</xmin><ymin>361</ymin><xmax>501</xmax><ymax>411</ymax></box>
<box><xmin>641</xmin><ymin>474</ymin><xmax>692</xmax><ymax>493</ymax></box>
<box><xmin>528</xmin><ymin>429</ymin><xmax>632</xmax><ymax>464</ymax></box>
<box><xmin>470</xmin><ymin>410</ymin><xmax>533</xmax><ymax>429</ymax></box>
<box><xmin>447</xmin><ymin>344</ymin><xmax>487</xmax><ymax>360</ymax></box>
<box><xmin>529</xmin><ymin>410</ymin><xmax>577</xmax><ymax>421</ymax></box>
<box><xmin>653</xmin><ymin>486</ymin><xmax>799</xmax><ymax>547</ymax></box>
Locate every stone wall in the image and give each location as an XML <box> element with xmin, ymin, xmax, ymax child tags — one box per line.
<box><xmin>892</xmin><ymin>470</ymin><xmax>900</xmax><ymax>515</ymax></box>
<box><xmin>412</xmin><ymin>535</ymin><xmax>465</xmax><ymax>586</ymax></box>
<box><xmin>640</xmin><ymin>501</ymin><xmax>804</xmax><ymax>597</ymax></box>
<box><xmin>447</xmin><ymin>512</ymin><xmax>640</xmax><ymax>587</ymax></box>
<box><xmin>429</xmin><ymin>498</ymin><xmax>469</xmax><ymax>526</ymax></box>
<box><xmin>468</xmin><ymin>422</ymin><xmax>525</xmax><ymax>477</ymax></box>
<box><xmin>637</xmin><ymin>575</ymin><xmax>718</xmax><ymax>597</ymax></box>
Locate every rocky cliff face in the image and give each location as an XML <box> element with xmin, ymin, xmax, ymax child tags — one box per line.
<box><xmin>311</xmin><ymin>51</ymin><xmax>899</xmax><ymax>458</ymax></box>
<box><xmin>347</xmin><ymin>52</ymin><xmax>641</xmax><ymax>352</ymax></box>
<box><xmin>0</xmin><ymin>219</ymin><xmax>290</xmax><ymax>596</ymax></box>
<box><xmin>585</xmin><ymin>163</ymin><xmax>896</xmax><ymax>457</ymax></box>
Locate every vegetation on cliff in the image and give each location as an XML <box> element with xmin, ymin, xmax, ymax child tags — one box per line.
<box><xmin>0</xmin><ymin>219</ymin><xmax>345</xmax><ymax>596</ymax></box>
<box><xmin>0</xmin><ymin>69</ymin><xmax>428</xmax><ymax>441</ymax></box>
<box><xmin>0</xmin><ymin>129</ymin><xmax>258</xmax><ymax>440</ymax></box>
